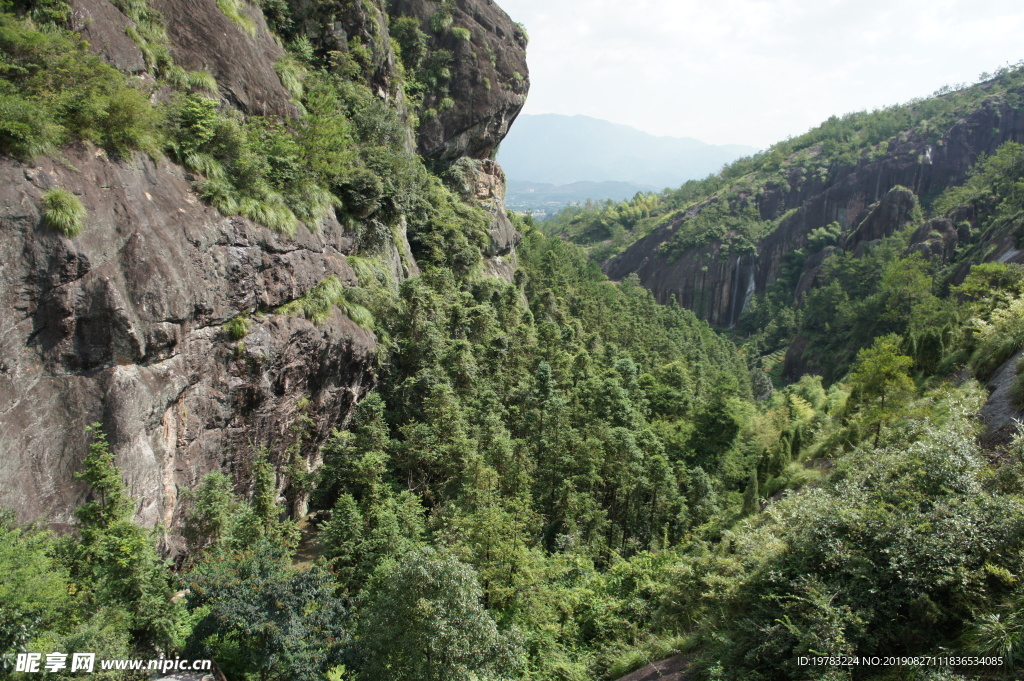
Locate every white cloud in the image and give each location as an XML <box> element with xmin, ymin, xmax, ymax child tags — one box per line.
<box><xmin>497</xmin><ymin>0</ymin><xmax>1024</xmax><ymax>147</ymax></box>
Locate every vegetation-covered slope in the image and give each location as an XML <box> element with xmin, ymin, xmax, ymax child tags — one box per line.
<box><xmin>547</xmin><ymin>64</ymin><xmax>1024</xmax><ymax>326</ymax></box>
<box><xmin>4</xmin><ymin>2</ymin><xmax>1024</xmax><ymax>681</ymax></box>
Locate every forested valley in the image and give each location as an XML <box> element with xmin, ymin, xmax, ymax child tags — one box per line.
<box><xmin>2</xmin><ymin>1</ymin><xmax>1024</xmax><ymax>681</ymax></box>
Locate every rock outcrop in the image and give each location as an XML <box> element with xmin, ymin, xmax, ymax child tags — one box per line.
<box><xmin>0</xmin><ymin>0</ymin><xmax>529</xmax><ymax>535</ymax></box>
<box><xmin>152</xmin><ymin>0</ymin><xmax>299</xmax><ymax>117</ymax></box>
<box><xmin>0</xmin><ymin>147</ymin><xmax>375</xmax><ymax>539</ymax></box>
<box><xmin>70</xmin><ymin>0</ymin><xmax>147</xmax><ymax>74</ymax></box>
<box><xmin>606</xmin><ymin>92</ymin><xmax>1024</xmax><ymax>327</ymax></box>
<box><xmin>391</xmin><ymin>0</ymin><xmax>529</xmax><ymax>162</ymax></box>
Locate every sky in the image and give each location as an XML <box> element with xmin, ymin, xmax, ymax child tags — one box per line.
<box><xmin>495</xmin><ymin>0</ymin><xmax>1024</xmax><ymax>149</ymax></box>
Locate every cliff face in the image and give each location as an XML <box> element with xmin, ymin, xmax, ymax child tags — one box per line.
<box><xmin>390</xmin><ymin>0</ymin><xmax>528</xmax><ymax>162</ymax></box>
<box><xmin>0</xmin><ymin>0</ymin><xmax>527</xmax><ymax>536</ymax></box>
<box><xmin>0</xmin><ymin>147</ymin><xmax>375</xmax><ymax>536</ymax></box>
<box><xmin>606</xmin><ymin>93</ymin><xmax>1024</xmax><ymax>327</ymax></box>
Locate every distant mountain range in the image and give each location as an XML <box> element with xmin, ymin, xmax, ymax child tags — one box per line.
<box><xmin>497</xmin><ymin>114</ymin><xmax>757</xmax><ymax>213</ymax></box>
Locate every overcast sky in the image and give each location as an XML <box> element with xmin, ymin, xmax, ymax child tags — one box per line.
<box><xmin>495</xmin><ymin>0</ymin><xmax>1024</xmax><ymax>148</ymax></box>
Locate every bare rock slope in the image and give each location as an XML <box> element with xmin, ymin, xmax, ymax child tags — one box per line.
<box><xmin>0</xmin><ymin>147</ymin><xmax>375</xmax><ymax>535</ymax></box>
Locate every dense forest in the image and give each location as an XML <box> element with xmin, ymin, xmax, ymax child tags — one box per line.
<box><xmin>3</xmin><ymin>1</ymin><xmax>1024</xmax><ymax>681</ymax></box>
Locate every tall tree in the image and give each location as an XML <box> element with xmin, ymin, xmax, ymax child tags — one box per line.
<box><xmin>357</xmin><ymin>548</ymin><xmax>523</xmax><ymax>681</ymax></box>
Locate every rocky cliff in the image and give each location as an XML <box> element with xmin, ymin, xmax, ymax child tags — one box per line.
<box><xmin>605</xmin><ymin>89</ymin><xmax>1024</xmax><ymax>328</ymax></box>
<box><xmin>0</xmin><ymin>0</ymin><xmax>528</xmax><ymax>538</ymax></box>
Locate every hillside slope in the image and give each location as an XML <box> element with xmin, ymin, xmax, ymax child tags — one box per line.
<box><xmin>0</xmin><ymin>0</ymin><xmax>528</xmax><ymax>532</ymax></box>
<box><xmin>595</xmin><ymin>70</ymin><xmax>1024</xmax><ymax>327</ymax></box>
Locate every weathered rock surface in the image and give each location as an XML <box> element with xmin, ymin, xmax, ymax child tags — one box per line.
<box><xmin>287</xmin><ymin>0</ymin><xmax>403</xmax><ymax>105</ymax></box>
<box><xmin>152</xmin><ymin>0</ymin><xmax>298</xmax><ymax>117</ymax></box>
<box><xmin>391</xmin><ymin>0</ymin><xmax>529</xmax><ymax>162</ymax></box>
<box><xmin>447</xmin><ymin>158</ymin><xmax>521</xmax><ymax>279</ymax></box>
<box><xmin>70</xmin><ymin>0</ymin><xmax>147</xmax><ymax>73</ymax></box>
<box><xmin>0</xmin><ymin>146</ymin><xmax>375</xmax><ymax>534</ymax></box>
<box><xmin>606</xmin><ymin>91</ymin><xmax>1024</xmax><ymax>327</ymax></box>
<box><xmin>979</xmin><ymin>348</ymin><xmax>1024</xmax><ymax>446</ymax></box>
<box><xmin>843</xmin><ymin>185</ymin><xmax>918</xmax><ymax>254</ymax></box>
<box><xmin>613</xmin><ymin>656</ymin><xmax>691</xmax><ymax>681</ymax></box>
<box><xmin>908</xmin><ymin>217</ymin><xmax>960</xmax><ymax>261</ymax></box>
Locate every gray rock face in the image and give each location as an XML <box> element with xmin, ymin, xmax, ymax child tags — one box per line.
<box><xmin>843</xmin><ymin>186</ymin><xmax>919</xmax><ymax>254</ymax></box>
<box><xmin>70</xmin><ymin>0</ymin><xmax>147</xmax><ymax>73</ymax></box>
<box><xmin>448</xmin><ymin>159</ymin><xmax>521</xmax><ymax>281</ymax></box>
<box><xmin>979</xmin><ymin>348</ymin><xmax>1024</xmax><ymax>446</ymax></box>
<box><xmin>391</xmin><ymin>0</ymin><xmax>529</xmax><ymax>162</ymax></box>
<box><xmin>908</xmin><ymin>218</ymin><xmax>959</xmax><ymax>261</ymax></box>
<box><xmin>606</xmin><ymin>91</ymin><xmax>1024</xmax><ymax>327</ymax></box>
<box><xmin>0</xmin><ymin>147</ymin><xmax>375</xmax><ymax>535</ymax></box>
<box><xmin>152</xmin><ymin>0</ymin><xmax>299</xmax><ymax>117</ymax></box>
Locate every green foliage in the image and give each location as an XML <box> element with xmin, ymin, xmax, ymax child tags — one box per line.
<box><xmin>391</xmin><ymin>16</ymin><xmax>428</xmax><ymax>73</ymax></box>
<box><xmin>963</xmin><ymin>593</ymin><xmax>1024</xmax><ymax>669</ymax></box>
<box><xmin>274</xmin><ymin>53</ymin><xmax>305</xmax><ymax>99</ymax></box>
<box><xmin>846</xmin><ymin>334</ymin><xmax>915</xmax><ymax>446</ymax></box>
<box><xmin>166</xmin><ymin>66</ymin><xmax>218</xmax><ymax>93</ymax></box>
<box><xmin>223</xmin><ymin>315</ymin><xmax>251</xmax><ymax>341</ymax></box>
<box><xmin>429</xmin><ymin>1</ymin><xmax>454</xmax><ymax>34</ymax></box>
<box><xmin>357</xmin><ymin>548</ymin><xmax>524</xmax><ymax>681</ymax></box>
<box><xmin>109</xmin><ymin>0</ymin><xmax>173</xmax><ymax>75</ymax></box>
<box><xmin>41</xmin><ymin>188</ymin><xmax>86</xmax><ymax>237</ymax></box>
<box><xmin>659</xmin><ymin>197</ymin><xmax>767</xmax><ymax>259</ymax></box>
<box><xmin>70</xmin><ymin>425</ymin><xmax>174</xmax><ymax>646</ymax></box>
<box><xmin>184</xmin><ymin>544</ymin><xmax>347</xmax><ymax>681</ymax></box>
<box><xmin>1013</xmin><ymin>356</ymin><xmax>1024</xmax><ymax>408</ymax></box>
<box><xmin>0</xmin><ymin>511</ymin><xmax>72</xmax><ymax>671</ymax></box>
<box><xmin>0</xmin><ymin>13</ymin><xmax>161</xmax><ymax>158</ymax></box>
<box><xmin>935</xmin><ymin>141</ymin><xmax>1024</xmax><ymax>220</ymax></box>
<box><xmin>17</xmin><ymin>5</ymin><xmax>1024</xmax><ymax>679</ymax></box>
<box><xmin>0</xmin><ymin>93</ymin><xmax>61</xmax><ymax>159</ymax></box>
<box><xmin>216</xmin><ymin>0</ymin><xmax>255</xmax><ymax>36</ymax></box>
<box><xmin>405</xmin><ymin>175</ymin><xmax>490</xmax><ymax>275</ymax></box>
<box><xmin>182</xmin><ymin>471</ymin><xmax>241</xmax><ymax>552</ymax></box>
<box><xmin>666</xmin><ymin>384</ymin><xmax>1024</xmax><ymax>679</ymax></box>
<box><xmin>278</xmin><ymin>276</ymin><xmax>375</xmax><ymax>329</ymax></box>
<box><xmin>806</xmin><ymin>221</ymin><xmax>841</xmax><ymax>252</ymax></box>
<box><xmin>166</xmin><ymin>91</ymin><xmax>354</xmax><ymax>235</ymax></box>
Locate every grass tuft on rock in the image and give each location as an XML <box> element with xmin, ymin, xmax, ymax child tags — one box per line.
<box><xmin>42</xmin><ymin>188</ymin><xmax>86</xmax><ymax>237</ymax></box>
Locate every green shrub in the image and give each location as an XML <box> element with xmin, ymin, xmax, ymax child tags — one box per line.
<box><xmin>167</xmin><ymin>66</ymin><xmax>218</xmax><ymax>94</ymax></box>
<box><xmin>1012</xmin><ymin>356</ymin><xmax>1024</xmax><ymax>408</ymax></box>
<box><xmin>95</xmin><ymin>86</ymin><xmax>162</xmax><ymax>157</ymax></box>
<box><xmin>278</xmin><ymin>277</ymin><xmax>374</xmax><ymax>329</ymax></box>
<box><xmin>274</xmin><ymin>55</ymin><xmax>306</xmax><ymax>100</ymax></box>
<box><xmin>111</xmin><ymin>0</ymin><xmax>173</xmax><ymax>74</ymax></box>
<box><xmin>41</xmin><ymin>188</ymin><xmax>86</xmax><ymax>237</ymax></box>
<box><xmin>968</xmin><ymin>296</ymin><xmax>1024</xmax><ymax>379</ymax></box>
<box><xmin>430</xmin><ymin>10</ymin><xmax>453</xmax><ymax>33</ymax></box>
<box><xmin>0</xmin><ymin>93</ymin><xmax>61</xmax><ymax>159</ymax></box>
<box><xmin>216</xmin><ymin>0</ymin><xmax>255</xmax><ymax>36</ymax></box>
<box><xmin>223</xmin><ymin>316</ymin><xmax>252</xmax><ymax>341</ymax></box>
<box><xmin>514</xmin><ymin>21</ymin><xmax>529</xmax><ymax>46</ymax></box>
<box><xmin>0</xmin><ymin>14</ymin><xmax>163</xmax><ymax>158</ymax></box>
<box><xmin>390</xmin><ymin>16</ymin><xmax>428</xmax><ymax>73</ymax></box>
<box><xmin>450</xmin><ymin>26</ymin><xmax>470</xmax><ymax>41</ymax></box>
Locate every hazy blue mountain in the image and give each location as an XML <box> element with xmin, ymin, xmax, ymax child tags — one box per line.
<box><xmin>497</xmin><ymin>114</ymin><xmax>758</xmax><ymax>187</ymax></box>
